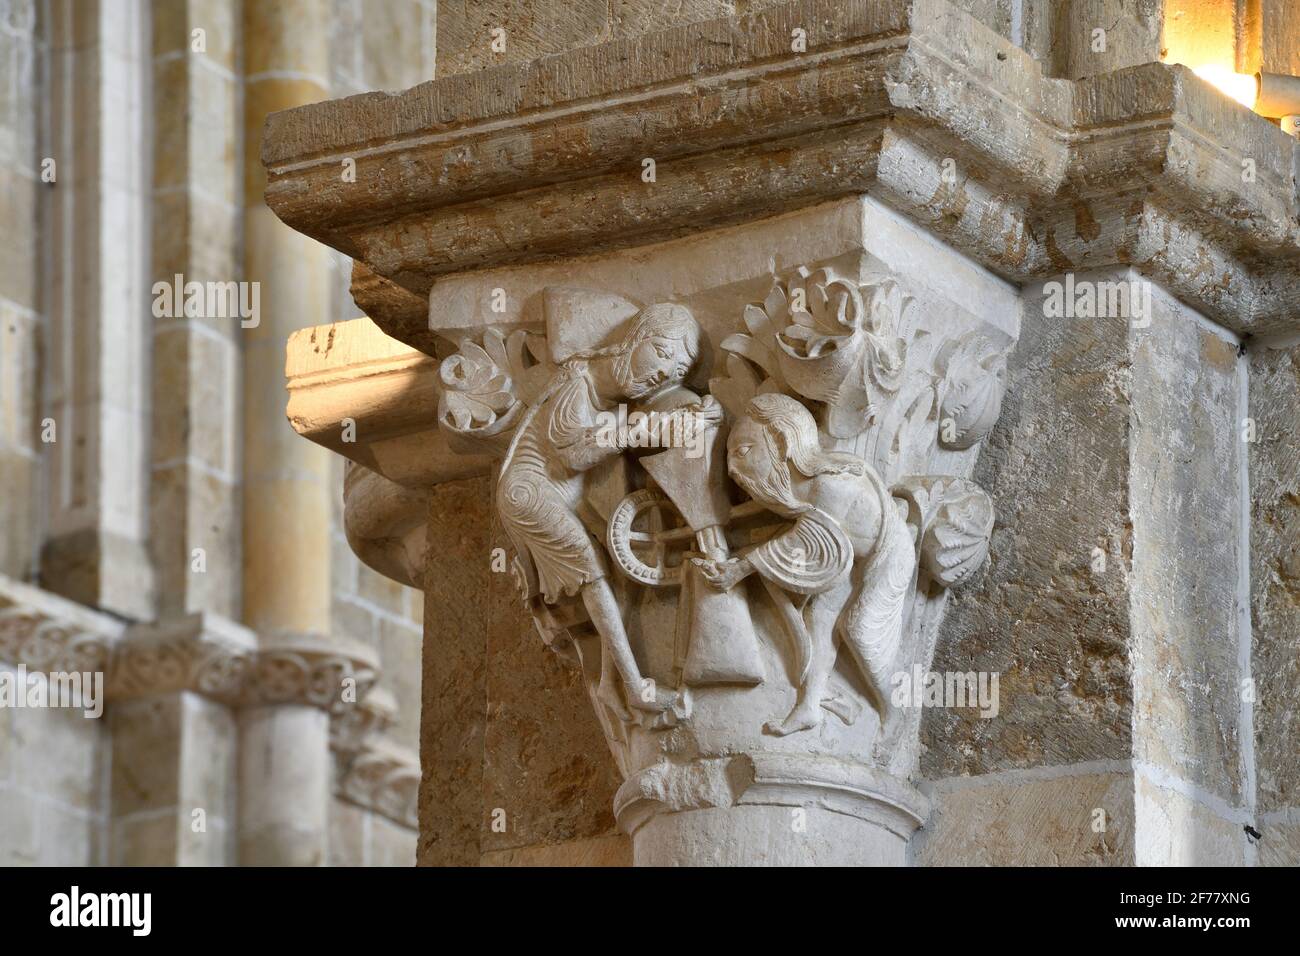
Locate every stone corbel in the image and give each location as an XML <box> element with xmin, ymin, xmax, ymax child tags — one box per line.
<box><xmin>336</xmin><ymin>734</ymin><xmax>421</xmax><ymax>831</ymax></box>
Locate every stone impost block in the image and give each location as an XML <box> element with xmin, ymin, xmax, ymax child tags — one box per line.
<box><xmin>263</xmin><ymin>0</ymin><xmax>1300</xmax><ymax>347</ymax></box>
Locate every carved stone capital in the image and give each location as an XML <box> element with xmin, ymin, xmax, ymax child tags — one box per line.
<box><xmin>284</xmin><ymin>193</ymin><xmax>1018</xmax><ymax>863</ymax></box>
<box><xmin>243</xmin><ymin>632</ymin><xmax>380</xmax><ymax>714</ymax></box>
<box><xmin>108</xmin><ymin>613</ymin><xmax>256</xmax><ymax>705</ymax></box>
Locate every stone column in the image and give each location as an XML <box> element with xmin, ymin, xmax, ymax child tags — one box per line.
<box><xmin>236</xmin><ymin>705</ymin><xmax>330</xmax><ymax>865</ymax></box>
<box><xmin>263</xmin><ymin>0</ymin><xmax>1300</xmax><ymax>867</ymax></box>
<box><xmin>149</xmin><ymin>0</ymin><xmax>243</xmax><ymax>620</ymax></box>
<box><xmin>238</xmin><ymin>0</ymin><xmax>335</xmax><ymax>866</ymax></box>
<box><xmin>40</xmin><ymin>0</ymin><xmax>155</xmax><ymax>619</ymax></box>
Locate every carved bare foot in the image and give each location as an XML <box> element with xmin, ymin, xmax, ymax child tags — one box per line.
<box><xmin>764</xmin><ymin>701</ymin><xmax>823</xmax><ymax>736</ymax></box>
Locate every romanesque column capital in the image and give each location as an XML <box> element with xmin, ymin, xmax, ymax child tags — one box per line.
<box><xmin>284</xmin><ymin>196</ymin><xmax>1018</xmax><ymax>863</ymax></box>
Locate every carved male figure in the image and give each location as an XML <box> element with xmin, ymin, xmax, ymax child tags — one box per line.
<box><xmin>497</xmin><ymin>303</ymin><xmax>719</xmax><ymax>716</ymax></box>
<box><xmin>696</xmin><ymin>393</ymin><xmax>915</xmax><ymax>735</ymax></box>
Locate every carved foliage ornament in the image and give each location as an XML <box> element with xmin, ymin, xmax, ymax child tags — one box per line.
<box><xmin>436</xmin><ymin>266</ymin><xmax>1010</xmax><ymax>779</ymax></box>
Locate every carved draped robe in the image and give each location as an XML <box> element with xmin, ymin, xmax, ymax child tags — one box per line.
<box><xmin>497</xmin><ymin>361</ymin><xmax>699</xmax><ymax>605</ymax></box>
<box><xmin>497</xmin><ymin>362</ymin><xmax>616</xmax><ymax>604</ymax></box>
<box><xmin>746</xmin><ymin>466</ymin><xmax>916</xmax><ymax>703</ymax></box>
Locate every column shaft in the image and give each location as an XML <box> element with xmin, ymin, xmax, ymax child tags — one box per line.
<box><xmin>238</xmin><ymin>0</ymin><xmax>333</xmax><ymax>866</ymax></box>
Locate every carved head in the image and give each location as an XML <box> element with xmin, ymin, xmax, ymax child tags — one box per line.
<box><xmin>728</xmin><ymin>393</ymin><xmax>865</xmax><ymax>514</ymax></box>
<box><xmin>612</xmin><ymin>303</ymin><xmax>702</xmax><ymax>400</ymax></box>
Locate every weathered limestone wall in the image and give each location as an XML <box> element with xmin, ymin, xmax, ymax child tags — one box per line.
<box><xmin>0</xmin><ymin>660</ymin><xmax>110</xmax><ymax>866</ymax></box>
<box><xmin>0</xmin><ymin>0</ymin><xmax>431</xmax><ymax>868</ymax></box>
<box><xmin>417</xmin><ymin>478</ymin><xmax>627</xmax><ymax>867</ymax></box>
<box><xmin>1128</xmin><ymin>286</ymin><xmax>1247</xmax><ymax>865</ymax></box>
<box><xmin>1248</xmin><ymin>343</ymin><xmax>1300</xmax><ymax>867</ymax></box>
<box><xmin>916</xmin><ymin>274</ymin><xmax>1137</xmax><ymax>865</ymax></box>
<box><xmin>40</xmin><ymin>0</ymin><xmax>156</xmax><ymax>620</ymax></box>
<box><xmin>917</xmin><ymin>270</ymin><xmax>1260</xmax><ymax>866</ymax></box>
<box><xmin>109</xmin><ymin>692</ymin><xmax>238</xmax><ymax>865</ymax></box>
<box><xmin>150</xmin><ymin>0</ymin><xmax>243</xmax><ymax>620</ymax></box>
<box><xmin>433</xmin><ymin>0</ymin><xmax>799</xmax><ymax>76</ymax></box>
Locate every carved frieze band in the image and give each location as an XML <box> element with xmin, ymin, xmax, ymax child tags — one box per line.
<box><xmin>0</xmin><ymin>608</ymin><xmax>114</xmax><ymax>677</ymax></box>
<box><xmin>103</xmin><ymin>620</ymin><xmax>379</xmax><ymax>713</ymax></box>
<box><xmin>0</xmin><ymin>577</ymin><xmax>416</xmax><ymax>832</ymax></box>
<box><xmin>0</xmin><ymin>593</ymin><xmax>384</xmax><ymax>717</ymax></box>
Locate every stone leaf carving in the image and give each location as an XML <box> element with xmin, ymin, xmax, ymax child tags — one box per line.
<box><xmin>437</xmin><ymin>327</ymin><xmax>550</xmax><ymax>455</ymax></box>
<box><xmin>935</xmin><ymin>331</ymin><xmax>1008</xmax><ymax>450</ymax></box>
<box><xmin>717</xmin><ymin>266</ymin><xmax>909</xmax><ymax>439</ymax></box>
<box><xmin>896</xmin><ymin>476</ymin><xmax>995</xmax><ymax>588</ymax></box>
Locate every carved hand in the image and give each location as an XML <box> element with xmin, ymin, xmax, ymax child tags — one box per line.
<box><xmin>694</xmin><ymin>555</ymin><xmax>753</xmax><ymax>591</ymax></box>
<box><xmin>693</xmin><ymin>394</ymin><xmax>724</xmax><ymax>425</ymax></box>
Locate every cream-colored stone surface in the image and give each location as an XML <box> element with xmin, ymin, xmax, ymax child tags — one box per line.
<box><xmin>916</xmin><ymin>766</ymin><xmax>1136</xmax><ymax>865</ymax></box>
<box><xmin>1133</xmin><ymin>770</ymin><xmax>1248</xmax><ymax>866</ymax></box>
<box><xmin>109</xmin><ymin>692</ymin><xmax>238</xmax><ymax>865</ymax></box>
<box><xmin>1249</xmin><ymin>343</ymin><xmax>1300</xmax><ymax>820</ymax></box>
<box><xmin>435</xmin><ymin>0</ymin><xmax>759</xmax><ymax>76</ymax></box>
<box><xmin>1256</xmin><ymin>815</ymin><xmax>1300</xmax><ymax>867</ymax></box>
<box><xmin>237</xmin><ymin>705</ymin><xmax>332</xmax><ymax>866</ymax></box>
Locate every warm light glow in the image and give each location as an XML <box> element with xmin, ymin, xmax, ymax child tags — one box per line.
<box><xmin>1193</xmin><ymin>65</ymin><xmax>1259</xmax><ymax>109</ymax></box>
